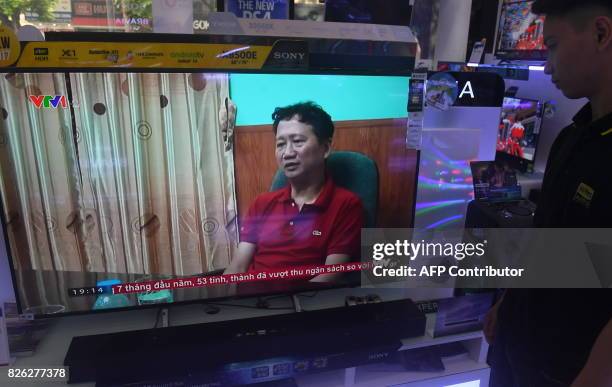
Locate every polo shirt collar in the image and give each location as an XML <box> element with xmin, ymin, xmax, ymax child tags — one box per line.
<box><xmin>573</xmin><ymin>103</ymin><xmax>612</xmax><ymax>137</ymax></box>
<box><xmin>573</xmin><ymin>104</ymin><xmax>593</xmax><ymax>127</ymax></box>
<box><xmin>312</xmin><ymin>176</ymin><xmax>335</xmax><ymax>209</ymax></box>
<box><xmin>279</xmin><ymin>175</ymin><xmax>336</xmax><ymax>210</ymax></box>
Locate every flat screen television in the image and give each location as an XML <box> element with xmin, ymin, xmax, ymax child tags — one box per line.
<box><xmin>0</xmin><ymin>70</ymin><xmax>417</xmax><ymax>318</ymax></box>
<box><xmin>495</xmin><ymin>97</ymin><xmax>544</xmax><ymax>173</ymax></box>
<box><xmin>470</xmin><ymin>160</ymin><xmax>522</xmax><ymax>203</ymax></box>
<box><xmin>495</xmin><ymin>0</ymin><xmax>547</xmax><ymax>60</ymax></box>
<box><xmin>324</xmin><ymin>0</ymin><xmax>412</xmax><ymax>26</ymax></box>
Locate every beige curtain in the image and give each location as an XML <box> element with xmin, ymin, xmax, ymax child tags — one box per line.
<box><xmin>0</xmin><ymin>72</ymin><xmax>237</xmax><ymax>279</ymax></box>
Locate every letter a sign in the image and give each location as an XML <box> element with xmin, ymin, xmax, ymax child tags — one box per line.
<box><xmin>459</xmin><ymin>81</ymin><xmax>475</xmax><ymax>99</ymax></box>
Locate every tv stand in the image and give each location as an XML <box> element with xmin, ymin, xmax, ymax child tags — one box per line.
<box><xmin>64</xmin><ymin>299</ymin><xmax>426</xmax><ymax>385</ymax></box>
<box><xmin>465</xmin><ymin>199</ymin><xmax>535</xmax><ymax>228</ymax></box>
<box><xmin>157</xmin><ymin>307</ymin><xmax>169</xmax><ymax>328</ymax></box>
<box><xmin>292</xmin><ymin>295</ymin><xmax>303</xmax><ymax>312</ymax></box>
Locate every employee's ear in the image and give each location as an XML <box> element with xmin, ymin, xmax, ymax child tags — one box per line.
<box><xmin>594</xmin><ymin>16</ymin><xmax>612</xmax><ymax>50</ymax></box>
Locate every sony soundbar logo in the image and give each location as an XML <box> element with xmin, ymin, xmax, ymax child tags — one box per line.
<box><xmin>272</xmin><ymin>52</ymin><xmax>306</xmax><ymax>61</ymax></box>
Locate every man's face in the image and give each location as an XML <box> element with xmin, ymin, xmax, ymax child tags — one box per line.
<box><xmin>543</xmin><ymin>15</ymin><xmax>601</xmax><ymax>99</ymax></box>
<box><xmin>275</xmin><ymin>116</ymin><xmax>330</xmax><ymax>180</ymax></box>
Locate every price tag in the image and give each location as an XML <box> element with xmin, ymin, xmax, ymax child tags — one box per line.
<box><xmin>407</xmin><ymin>73</ymin><xmax>427</xmax><ymax>149</ymax></box>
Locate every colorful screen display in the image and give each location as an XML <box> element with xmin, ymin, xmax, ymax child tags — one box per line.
<box><xmin>496</xmin><ymin>97</ymin><xmax>542</xmax><ymax>162</ymax></box>
<box><xmin>470</xmin><ymin>161</ymin><xmax>522</xmax><ymax>202</ymax></box>
<box><xmin>496</xmin><ymin>1</ymin><xmax>546</xmax><ymax>59</ymax></box>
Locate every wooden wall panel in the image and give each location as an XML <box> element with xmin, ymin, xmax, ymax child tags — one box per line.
<box><xmin>234</xmin><ymin>118</ymin><xmax>418</xmax><ymax>228</ymax></box>
<box><xmin>233</xmin><ymin>124</ymin><xmax>278</xmax><ymax>222</ymax></box>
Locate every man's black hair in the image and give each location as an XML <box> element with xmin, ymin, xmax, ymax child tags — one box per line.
<box><xmin>532</xmin><ymin>0</ymin><xmax>612</xmax><ymax>17</ymax></box>
<box><xmin>272</xmin><ymin>101</ymin><xmax>334</xmax><ymax>143</ymax></box>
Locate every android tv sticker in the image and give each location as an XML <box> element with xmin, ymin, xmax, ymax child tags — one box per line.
<box><xmin>425</xmin><ymin>73</ymin><xmax>459</xmax><ymax>111</ymax></box>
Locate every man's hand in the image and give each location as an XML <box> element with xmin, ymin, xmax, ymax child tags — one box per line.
<box><xmin>484</xmin><ymin>295</ymin><xmax>504</xmax><ymax>345</ymax></box>
<box><xmin>310</xmin><ymin>254</ymin><xmax>350</xmax><ymax>283</ymax></box>
<box><xmin>223</xmin><ymin>242</ymin><xmax>256</xmax><ymax>275</ymax></box>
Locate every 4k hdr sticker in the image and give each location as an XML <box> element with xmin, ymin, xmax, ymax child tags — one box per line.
<box><xmin>0</xmin><ymin>25</ymin><xmax>19</xmax><ymax>67</ymax></box>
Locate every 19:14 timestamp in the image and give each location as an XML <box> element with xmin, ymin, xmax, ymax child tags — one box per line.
<box><xmin>68</xmin><ymin>286</ymin><xmax>106</xmax><ymax>297</ymax></box>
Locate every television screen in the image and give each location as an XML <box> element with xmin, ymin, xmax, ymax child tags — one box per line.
<box><xmin>496</xmin><ymin>97</ymin><xmax>543</xmax><ymax>163</ymax></box>
<box><xmin>0</xmin><ymin>71</ymin><xmax>416</xmax><ymax>317</ymax></box>
<box><xmin>324</xmin><ymin>0</ymin><xmax>412</xmax><ymax>26</ymax></box>
<box><xmin>294</xmin><ymin>2</ymin><xmax>326</xmax><ymax>22</ymax></box>
<box><xmin>496</xmin><ymin>0</ymin><xmax>546</xmax><ymax>60</ymax></box>
<box><xmin>470</xmin><ymin>161</ymin><xmax>522</xmax><ymax>202</ymax></box>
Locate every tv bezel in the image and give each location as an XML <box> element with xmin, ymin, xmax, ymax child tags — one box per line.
<box><xmin>1</xmin><ymin>67</ymin><xmax>416</xmax><ymax>319</ymax></box>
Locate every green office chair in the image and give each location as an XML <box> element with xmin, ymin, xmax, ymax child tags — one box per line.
<box><xmin>270</xmin><ymin>151</ymin><xmax>378</xmax><ymax>227</ymax></box>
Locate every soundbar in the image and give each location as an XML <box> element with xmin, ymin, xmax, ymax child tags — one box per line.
<box><xmin>64</xmin><ymin>299</ymin><xmax>426</xmax><ymax>385</ymax></box>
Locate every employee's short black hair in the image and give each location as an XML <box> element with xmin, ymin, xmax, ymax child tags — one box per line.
<box><xmin>272</xmin><ymin>101</ymin><xmax>334</xmax><ymax>143</ymax></box>
<box><xmin>532</xmin><ymin>0</ymin><xmax>612</xmax><ymax>17</ymax></box>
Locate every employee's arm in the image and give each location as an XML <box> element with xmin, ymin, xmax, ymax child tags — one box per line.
<box><xmin>484</xmin><ymin>290</ymin><xmax>506</xmax><ymax>344</ymax></box>
<box><xmin>571</xmin><ymin>318</ymin><xmax>612</xmax><ymax>387</ymax></box>
<box><xmin>310</xmin><ymin>254</ymin><xmax>351</xmax><ymax>282</ymax></box>
<box><xmin>223</xmin><ymin>242</ymin><xmax>256</xmax><ymax>275</ymax></box>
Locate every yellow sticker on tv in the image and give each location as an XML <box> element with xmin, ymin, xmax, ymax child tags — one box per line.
<box><xmin>0</xmin><ymin>25</ymin><xmax>20</xmax><ymax>67</ymax></box>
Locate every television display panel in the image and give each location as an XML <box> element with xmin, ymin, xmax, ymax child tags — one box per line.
<box><xmin>496</xmin><ymin>0</ymin><xmax>546</xmax><ymax>60</ymax></box>
<box><xmin>470</xmin><ymin>160</ymin><xmax>521</xmax><ymax>202</ymax></box>
<box><xmin>0</xmin><ymin>71</ymin><xmax>414</xmax><ymax>317</ymax></box>
<box><xmin>324</xmin><ymin>0</ymin><xmax>412</xmax><ymax>26</ymax></box>
<box><xmin>496</xmin><ymin>97</ymin><xmax>542</xmax><ymax>162</ymax></box>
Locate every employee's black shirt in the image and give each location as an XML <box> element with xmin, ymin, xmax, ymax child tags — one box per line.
<box><xmin>499</xmin><ymin>104</ymin><xmax>612</xmax><ymax>384</ymax></box>
<box><xmin>535</xmin><ymin>104</ymin><xmax>612</xmax><ymax>226</ymax></box>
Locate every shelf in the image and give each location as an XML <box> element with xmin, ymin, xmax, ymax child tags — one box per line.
<box><xmin>400</xmin><ymin>314</ymin><xmax>484</xmax><ymax>351</ymax></box>
<box><xmin>297</xmin><ymin>356</ymin><xmax>488</xmax><ymax>387</ymax></box>
<box><xmin>297</xmin><ymin>314</ymin><xmax>489</xmax><ymax>387</ymax></box>
<box><xmin>297</xmin><ymin>369</ymin><xmax>348</xmax><ymax>387</ymax></box>
<box><xmin>353</xmin><ymin>356</ymin><xmax>488</xmax><ymax>387</ymax></box>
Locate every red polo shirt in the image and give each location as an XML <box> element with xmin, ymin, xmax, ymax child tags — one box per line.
<box><xmin>240</xmin><ymin>177</ymin><xmax>364</xmax><ymax>272</ymax></box>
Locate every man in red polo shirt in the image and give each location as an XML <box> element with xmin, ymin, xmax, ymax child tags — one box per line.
<box><xmin>224</xmin><ymin>101</ymin><xmax>364</xmax><ymax>283</ymax></box>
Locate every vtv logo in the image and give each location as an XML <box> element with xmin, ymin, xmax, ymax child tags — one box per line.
<box><xmin>28</xmin><ymin>95</ymin><xmax>68</xmax><ymax>109</ymax></box>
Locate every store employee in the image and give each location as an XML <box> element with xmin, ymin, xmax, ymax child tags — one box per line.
<box><xmin>486</xmin><ymin>1</ymin><xmax>612</xmax><ymax>386</ymax></box>
<box><xmin>224</xmin><ymin>102</ymin><xmax>364</xmax><ymax>283</ymax></box>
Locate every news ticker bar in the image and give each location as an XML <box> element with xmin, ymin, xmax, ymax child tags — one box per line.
<box><xmin>109</xmin><ymin>262</ymin><xmax>373</xmax><ymax>295</ymax></box>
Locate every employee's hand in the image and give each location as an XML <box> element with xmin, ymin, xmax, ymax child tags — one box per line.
<box><xmin>484</xmin><ymin>297</ymin><xmax>503</xmax><ymax>344</ymax></box>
